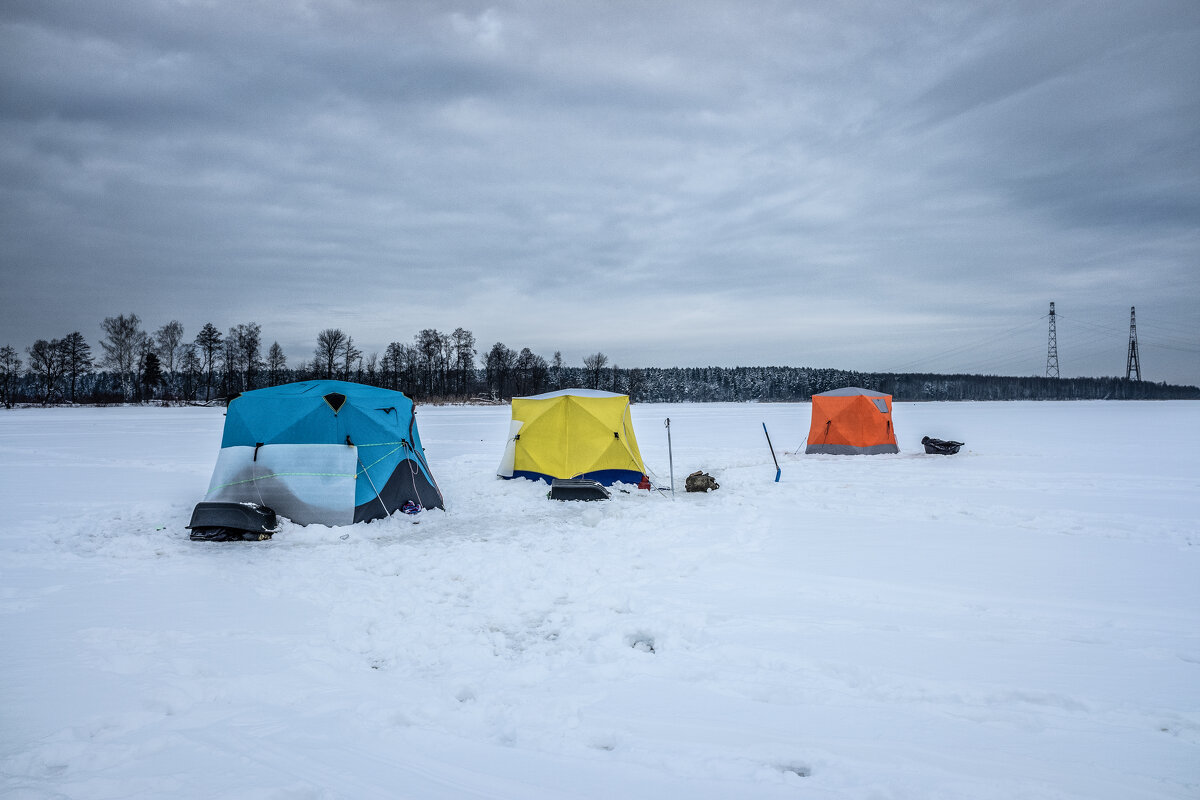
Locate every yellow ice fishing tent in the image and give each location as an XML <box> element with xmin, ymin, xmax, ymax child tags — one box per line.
<box><xmin>497</xmin><ymin>389</ymin><xmax>649</xmax><ymax>485</ymax></box>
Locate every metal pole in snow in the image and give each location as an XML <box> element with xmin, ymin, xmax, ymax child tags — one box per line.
<box><xmin>763</xmin><ymin>422</ymin><xmax>781</xmax><ymax>482</ymax></box>
<box><xmin>665</xmin><ymin>417</ymin><xmax>675</xmax><ymax>496</ymax></box>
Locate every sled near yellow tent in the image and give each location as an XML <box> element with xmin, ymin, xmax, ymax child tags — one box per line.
<box><xmin>497</xmin><ymin>389</ymin><xmax>649</xmax><ymax>485</ymax></box>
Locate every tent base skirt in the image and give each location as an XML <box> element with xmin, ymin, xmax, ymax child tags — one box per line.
<box><xmin>509</xmin><ymin>469</ymin><xmax>644</xmax><ymax>486</ymax></box>
<box><xmin>805</xmin><ymin>443</ymin><xmax>899</xmax><ymax>455</ymax></box>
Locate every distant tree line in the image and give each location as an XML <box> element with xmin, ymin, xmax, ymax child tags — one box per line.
<box><xmin>621</xmin><ymin>366</ymin><xmax>1200</xmax><ymax>402</ymax></box>
<box><xmin>0</xmin><ymin>315</ymin><xmax>598</xmax><ymax>406</ymax></box>
<box><xmin>1</xmin><ymin>317</ymin><xmax>1197</xmax><ymax>408</ymax></box>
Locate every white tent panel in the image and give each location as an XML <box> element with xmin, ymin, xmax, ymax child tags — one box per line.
<box><xmin>496</xmin><ymin>420</ymin><xmax>524</xmax><ymax>478</ymax></box>
<box><xmin>205</xmin><ymin>444</ymin><xmax>358</xmax><ymax>527</ymax></box>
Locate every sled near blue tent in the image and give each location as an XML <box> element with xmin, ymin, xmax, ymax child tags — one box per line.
<box><xmin>197</xmin><ymin>380</ymin><xmax>443</xmax><ymax>529</ymax></box>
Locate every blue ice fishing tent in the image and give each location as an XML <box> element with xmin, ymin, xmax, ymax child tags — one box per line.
<box><xmin>200</xmin><ymin>380</ymin><xmax>443</xmax><ymax>526</ymax></box>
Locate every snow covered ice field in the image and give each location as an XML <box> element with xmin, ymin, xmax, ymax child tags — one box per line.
<box><xmin>1</xmin><ymin>401</ymin><xmax>1198</xmax><ymax>799</ymax></box>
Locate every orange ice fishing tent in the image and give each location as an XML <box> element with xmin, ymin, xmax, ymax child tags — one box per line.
<box><xmin>805</xmin><ymin>387</ymin><xmax>900</xmax><ymax>455</ymax></box>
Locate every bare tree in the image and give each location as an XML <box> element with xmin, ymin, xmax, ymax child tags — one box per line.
<box><xmin>178</xmin><ymin>343</ymin><xmax>201</xmax><ymax>400</ymax></box>
<box><xmin>550</xmin><ymin>350</ymin><xmax>563</xmax><ymax>391</ymax></box>
<box><xmin>440</xmin><ymin>333</ymin><xmax>455</xmax><ymax>395</ymax></box>
<box><xmin>380</xmin><ymin>342</ymin><xmax>399</xmax><ymax>390</ymax></box>
<box><xmin>314</xmin><ymin>329</ymin><xmax>347</xmax><ymax>379</ymax></box>
<box><xmin>414</xmin><ymin>328</ymin><xmax>445</xmax><ymax>396</ymax></box>
<box><xmin>451</xmin><ymin>327</ymin><xmax>476</xmax><ymax>396</ymax></box>
<box><xmin>220</xmin><ymin>333</ymin><xmax>239</xmax><ymax>396</ymax></box>
<box><xmin>341</xmin><ymin>335</ymin><xmax>362</xmax><ymax>381</ymax></box>
<box><xmin>153</xmin><ymin>320</ymin><xmax>183</xmax><ymax>397</ymax></box>
<box><xmin>485</xmin><ymin>342</ymin><xmax>516</xmax><ymax>399</ymax></box>
<box><xmin>364</xmin><ymin>351</ymin><xmax>378</xmax><ymax>385</ymax></box>
<box><xmin>267</xmin><ymin>341</ymin><xmax>287</xmax><ymax>386</ymax></box>
<box><xmin>0</xmin><ymin>345</ymin><xmax>22</xmax><ymax>407</ymax></box>
<box><xmin>401</xmin><ymin>342</ymin><xmax>420</xmax><ymax>394</ymax></box>
<box><xmin>382</xmin><ymin>341</ymin><xmax>411</xmax><ymax>392</ymax></box>
<box><xmin>100</xmin><ymin>313</ymin><xmax>146</xmax><ymax>400</ymax></box>
<box><xmin>60</xmin><ymin>331</ymin><xmax>93</xmax><ymax>403</ymax></box>
<box><xmin>26</xmin><ymin>338</ymin><xmax>66</xmax><ymax>404</ymax></box>
<box><xmin>583</xmin><ymin>351</ymin><xmax>608</xmax><ymax>390</ymax></box>
<box><xmin>135</xmin><ymin>335</ymin><xmax>160</xmax><ymax>402</ymax></box>
<box><xmin>194</xmin><ymin>323</ymin><xmax>222</xmax><ymax>401</ymax></box>
<box><xmin>154</xmin><ymin>321</ymin><xmax>184</xmax><ymax>373</ymax></box>
<box><xmin>228</xmin><ymin>323</ymin><xmax>263</xmax><ymax>390</ymax></box>
<box><xmin>530</xmin><ymin>351</ymin><xmax>549</xmax><ymax>394</ymax></box>
<box><xmin>514</xmin><ymin>347</ymin><xmax>533</xmax><ymax>396</ymax></box>
<box><xmin>513</xmin><ymin>348</ymin><xmax>549</xmax><ymax>396</ymax></box>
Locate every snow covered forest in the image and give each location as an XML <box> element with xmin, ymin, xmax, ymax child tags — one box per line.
<box><xmin>3</xmin><ymin>314</ymin><xmax>1196</xmax><ymax>407</ymax></box>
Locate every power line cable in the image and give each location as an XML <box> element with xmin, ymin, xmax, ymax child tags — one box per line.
<box><xmin>892</xmin><ymin>317</ymin><xmax>1045</xmax><ymax>373</ymax></box>
<box><xmin>1057</xmin><ymin>312</ymin><xmax>1200</xmax><ymax>355</ymax></box>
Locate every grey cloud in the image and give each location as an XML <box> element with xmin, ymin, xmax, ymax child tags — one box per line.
<box><xmin>1</xmin><ymin>0</ymin><xmax>1196</xmax><ymax>384</ymax></box>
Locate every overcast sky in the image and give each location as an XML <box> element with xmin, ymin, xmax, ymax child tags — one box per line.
<box><xmin>2</xmin><ymin>0</ymin><xmax>1197</xmax><ymax>384</ymax></box>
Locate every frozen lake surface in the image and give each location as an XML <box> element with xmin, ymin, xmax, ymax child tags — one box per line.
<box><xmin>1</xmin><ymin>400</ymin><xmax>1198</xmax><ymax>798</ymax></box>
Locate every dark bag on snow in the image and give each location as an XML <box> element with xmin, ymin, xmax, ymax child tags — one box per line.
<box><xmin>685</xmin><ymin>471</ymin><xmax>719</xmax><ymax>492</ymax></box>
<box><xmin>921</xmin><ymin>436</ymin><xmax>964</xmax><ymax>455</ymax></box>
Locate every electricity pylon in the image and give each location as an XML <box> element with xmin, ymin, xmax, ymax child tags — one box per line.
<box><xmin>1126</xmin><ymin>306</ymin><xmax>1141</xmax><ymax>381</ymax></box>
<box><xmin>1045</xmin><ymin>301</ymin><xmax>1060</xmax><ymax>378</ymax></box>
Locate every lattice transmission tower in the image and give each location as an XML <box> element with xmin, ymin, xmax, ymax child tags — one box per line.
<box><xmin>1126</xmin><ymin>305</ymin><xmax>1142</xmax><ymax>381</ymax></box>
<box><xmin>1045</xmin><ymin>301</ymin><xmax>1059</xmax><ymax>378</ymax></box>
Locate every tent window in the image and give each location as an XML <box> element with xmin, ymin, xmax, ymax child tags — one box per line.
<box><xmin>872</xmin><ymin>398</ymin><xmax>889</xmax><ymax>413</ymax></box>
<box><xmin>323</xmin><ymin>392</ymin><xmax>347</xmax><ymax>414</ymax></box>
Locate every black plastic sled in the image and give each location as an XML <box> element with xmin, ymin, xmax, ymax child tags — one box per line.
<box><xmin>548</xmin><ymin>479</ymin><xmax>611</xmax><ymax>502</ymax></box>
<box><xmin>921</xmin><ymin>436</ymin><xmax>964</xmax><ymax>455</ymax></box>
<box><xmin>187</xmin><ymin>501</ymin><xmax>279</xmax><ymax>541</ymax></box>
